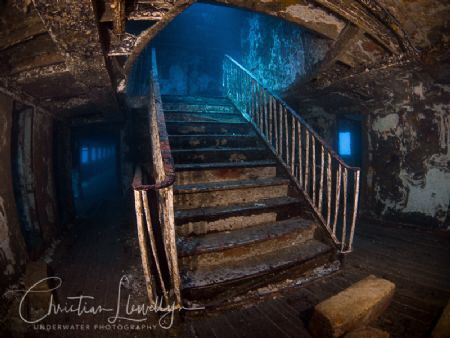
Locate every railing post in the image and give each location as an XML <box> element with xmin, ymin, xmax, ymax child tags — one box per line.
<box><xmin>222</xmin><ymin>55</ymin><xmax>361</xmax><ymax>254</ymax></box>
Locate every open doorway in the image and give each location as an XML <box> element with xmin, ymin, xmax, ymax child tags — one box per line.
<box><xmin>71</xmin><ymin>125</ymin><xmax>121</xmax><ymax>217</ymax></box>
<box><xmin>337</xmin><ymin>116</ymin><xmax>362</xmax><ymax>168</ymax></box>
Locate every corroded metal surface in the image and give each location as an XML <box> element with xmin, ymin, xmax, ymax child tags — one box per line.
<box><xmin>32</xmin><ymin>0</ymin><xmax>119</xmax><ymax>117</ymax></box>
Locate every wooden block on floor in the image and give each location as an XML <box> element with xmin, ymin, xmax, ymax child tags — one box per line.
<box><xmin>309</xmin><ymin>275</ymin><xmax>395</xmax><ymax>338</ymax></box>
<box><xmin>344</xmin><ymin>327</ymin><xmax>390</xmax><ymax>338</ymax></box>
<box><xmin>432</xmin><ymin>299</ymin><xmax>450</xmax><ymax>338</ymax></box>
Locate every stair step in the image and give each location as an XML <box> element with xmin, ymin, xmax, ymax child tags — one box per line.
<box><xmin>165</xmin><ymin>111</ymin><xmax>244</xmax><ymax>123</ymax></box>
<box><xmin>171</xmin><ymin>147</ymin><xmax>268</xmax><ymax>164</ymax></box>
<box><xmin>178</xmin><ymin>216</ymin><xmax>316</xmax><ymax>258</ymax></box>
<box><xmin>163</xmin><ymin>104</ymin><xmax>236</xmax><ymax>113</ymax></box>
<box><xmin>175</xmin><ymin>196</ymin><xmax>306</xmax><ymax>235</ymax></box>
<box><xmin>166</xmin><ymin>121</ymin><xmax>250</xmax><ymax>135</ymax></box>
<box><xmin>175</xmin><ymin>160</ymin><xmax>276</xmax><ymax>171</ymax></box>
<box><xmin>174</xmin><ymin>177</ymin><xmax>290</xmax><ymax>210</ymax></box>
<box><xmin>179</xmin><ymin>218</ymin><xmax>317</xmax><ymax>269</ymax></box>
<box><xmin>162</xmin><ymin>95</ymin><xmax>231</xmax><ymax>105</ymax></box>
<box><xmin>169</xmin><ymin>134</ymin><xmax>259</xmax><ymax>149</ymax></box>
<box><xmin>176</xmin><ymin>163</ymin><xmax>277</xmax><ymax>185</ymax></box>
<box><xmin>182</xmin><ymin>239</ymin><xmax>333</xmax><ymax>296</ymax></box>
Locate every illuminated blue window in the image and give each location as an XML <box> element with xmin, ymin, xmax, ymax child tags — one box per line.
<box><xmin>91</xmin><ymin>148</ymin><xmax>97</xmax><ymax>161</ymax></box>
<box><xmin>339</xmin><ymin>132</ymin><xmax>351</xmax><ymax>156</ymax></box>
<box><xmin>81</xmin><ymin>147</ymin><xmax>89</xmax><ymax>164</ymax></box>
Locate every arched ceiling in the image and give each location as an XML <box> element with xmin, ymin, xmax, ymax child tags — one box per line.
<box><xmin>0</xmin><ymin>0</ymin><xmax>448</xmax><ymax>121</ymax></box>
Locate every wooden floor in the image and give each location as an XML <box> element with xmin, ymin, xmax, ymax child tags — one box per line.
<box><xmin>30</xmin><ymin>199</ymin><xmax>450</xmax><ymax>338</ymax></box>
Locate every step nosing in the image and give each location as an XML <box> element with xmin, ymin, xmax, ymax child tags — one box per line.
<box><xmin>171</xmin><ymin>147</ymin><xmax>266</xmax><ymax>153</ymax></box>
<box><xmin>178</xmin><ymin>217</ymin><xmax>315</xmax><ymax>257</ymax></box>
<box><xmin>174</xmin><ymin>178</ymin><xmax>289</xmax><ymax>193</ymax></box>
<box><xmin>175</xmin><ymin>196</ymin><xmax>300</xmax><ymax>221</ymax></box>
<box><xmin>181</xmin><ymin>240</ymin><xmax>332</xmax><ymax>289</ymax></box>
<box><xmin>175</xmin><ymin>160</ymin><xmax>277</xmax><ymax>171</ymax></box>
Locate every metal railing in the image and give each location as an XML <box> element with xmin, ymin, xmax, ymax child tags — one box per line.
<box><xmin>223</xmin><ymin>55</ymin><xmax>360</xmax><ymax>253</ymax></box>
<box><xmin>132</xmin><ymin>49</ymin><xmax>182</xmax><ymax>307</ymax></box>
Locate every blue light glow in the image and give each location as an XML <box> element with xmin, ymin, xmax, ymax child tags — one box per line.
<box><xmin>81</xmin><ymin>147</ymin><xmax>89</xmax><ymax>164</ymax></box>
<box><xmin>339</xmin><ymin>132</ymin><xmax>351</xmax><ymax>156</ymax></box>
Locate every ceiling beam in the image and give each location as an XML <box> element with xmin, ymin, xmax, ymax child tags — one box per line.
<box><xmin>316</xmin><ymin>23</ymin><xmax>363</xmax><ymax>74</ymax></box>
<box><xmin>313</xmin><ymin>0</ymin><xmax>402</xmax><ymax>54</ymax></box>
<box><xmin>31</xmin><ymin>0</ymin><xmax>120</xmax><ymax>118</ymax></box>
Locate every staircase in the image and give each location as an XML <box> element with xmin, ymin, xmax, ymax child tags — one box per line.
<box><xmin>163</xmin><ymin>95</ymin><xmax>339</xmax><ymax>304</ymax></box>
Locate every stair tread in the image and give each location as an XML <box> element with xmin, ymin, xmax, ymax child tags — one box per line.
<box><xmin>164</xmin><ymin>110</ymin><xmax>239</xmax><ymax>115</ymax></box>
<box><xmin>171</xmin><ymin>147</ymin><xmax>266</xmax><ymax>153</ymax></box>
<box><xmin>182</xmin><ymin>239</ymin><xmax>331</xmax><ymax>289</ymax></box>
<box><xmin>175</xmin><ymin>196</ymin><xmax>300</xmax><ymax>221</ymax></box>
<box><xmin>166</xmin><ymin>120</ymin><xmax>247</xmax><ymax>125</ymax></box>
<box><xmin>178</xmin><ymin>216</ymin><xmax>316</xmax><ymax>257</ymax></box>
<box><xmin>162</xmin><ymin>95</ymin><xmax>231</xmax><ymax>105</ymax></box>
<box><xmin>175</xmin><ymin>160</ymin><xmax>276</xmax><ymax>171</ymax></box>
<box><xmin>175</xmin><ymin>177</ymin><xmax>289</xmax><ymax>194</ymax></box>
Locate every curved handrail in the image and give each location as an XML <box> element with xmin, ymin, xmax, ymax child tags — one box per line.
<box><xmin>224</xmin><ymin>55</ymin><xmax>360</xmax><ymax>171</ymax></box>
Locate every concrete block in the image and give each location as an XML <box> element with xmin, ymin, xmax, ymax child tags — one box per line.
<box><xmin>344</xmin><ymin>327</ymin><xmax>390</xmax><ymax>338</ymax></box>
<box><xmin>432</xmin><ymin>299</ymin><xmax>450</xmax><ymax>338</ymax></box>
<box><xmin>309</xmin><ymin>275</ymin><xmax>395</xmax><ymax>338</ymax></box>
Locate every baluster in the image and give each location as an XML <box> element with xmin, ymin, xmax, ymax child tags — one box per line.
<box><xmin>318</xmin><ymin>144</ymin><xmax>324</xmax><ymax>213</ymax></box>
<box><xmin>268</xmin><ymin>95</ymin><xmax>273</xmax><ymax>145</ymax></box>
<box><xmin>341</xmin><ymin>168</ymin><xmax>348</xmax><ymax>251</ymax></box>
<box><xmin>273</xmin><ymin>97</ymin><xmax>278</xmax><ymax>152</ymax></box>
<box><xmin>290</xmin><ymin>115</ymin><xmax>295</xmax><ymax>175</ymax></box>
<box><xmin>297</xmin><ymin>120</ymin><xmax>303</xmax><ymax>188</ymax></box>
<box><xmin>312</xmin><ymin>135</ymin><xmax>316</xmax><ymax>205</ymax></box>
<box><xmin>326</xmin><ymin>152</ymin><xmax>332</xmax><ymax>228</ymax></box>
<box><xmin>348</xmin><ymin>170</ymin><xmax>360</xmax><ymax>251</ymax></box>
<box><xmin>332</xmin><ymin>165</ymin><xmax>342</xmax><ymax>236</ymax></box>
<box><xmin>258</xmin><ymin>86</ymin><xmax>264</xmax><ymax>134</ymax></box>
<box><xmin>142</xmin><ymin>191</ymin><xmax>169</xmax><ymax>305</ymax></box>
<box><xmin>251</xmin><ymin>80</ymin><xmax>255</xmax><ymax>121</ymax></box>
<box><xmin>264</xmin><ymin>91</ymin><xmax>269</xmax><ymax>138</ymax></box>
<box><xmin>134</xmin><ymin>190</ymin><xmax>155</xmax><ymax>306</ymax></box>
<box><xmin>304</xmin><ymin>130</ymin><xmax>309</xmax><ymax>195</ymax></box>
<box><xmin>278</xmin><ymin>102</ymin><xmax>283</xmax><ymax>159</ymax></box>
<box><xmin>284</xmin><ymin>108</ymin><xmax>288</xmax><ymax>164</ymax></box>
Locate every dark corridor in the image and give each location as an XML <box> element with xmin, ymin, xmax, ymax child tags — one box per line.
<box><xmin>71</xmin><ymin>125</ymin><xmax>121</xmax><ymax>217</ymax></box>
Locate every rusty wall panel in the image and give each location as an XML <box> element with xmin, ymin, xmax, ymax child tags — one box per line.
<box><xmin>32</xmin><ymin>111</ymin><xmax>58</xmax><ymax>243</ymax></box>
<box><xmin>0</xmin><ymin>92</ymin><xmax>27</xmax><ymax>286</ymax></box>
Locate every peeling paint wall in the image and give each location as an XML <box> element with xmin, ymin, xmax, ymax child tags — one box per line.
<box><xmin>241</xmin><ymin>14</ymin><xmax>330</xmax><ymax>93</ymax></box>
<box><xmin>32</xmin><ymin>112</ymin><xmax>58</xmax><ymax>243</ymax></box>
<box><xmin>0</xmin><ymin>92</ymin><xmax>27</xmax><ymax>290</ymax></box>
<box><xmin>366</xmin><ymin>64</ymin><xmax>450</xmax><ymax>227</ymax></box>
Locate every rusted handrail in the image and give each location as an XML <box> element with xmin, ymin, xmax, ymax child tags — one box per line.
<box><xmin>132</xmin><ymin>48</ymin><xmax>176</xmax><ymax>191</ymax></box>
<box><xmin>223</xmin><ymin>55</ymin><xmax>361</xmax><ymax>253</ymax></box>
<box><xmin>224</xmin><ymin>55</ymin><xmax>358</xmax><ymax>170</ymax></box>
<box><xmin>132</xmin><ymin>49</ymin><xmax>182</xmax><ymax>308</ymax></box>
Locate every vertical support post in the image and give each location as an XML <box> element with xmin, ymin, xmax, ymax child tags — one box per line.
<box><xmin>297</xmin><ymin>120</ymin><xmax>302</xmax><ymax>188</ymax></box>
<box><xmin>134</xmin><ymin>189</ymin><xmax>155</xmax><ymax>306</ymax></box>
<box><xmin>312</xmin><ymin>135</ymin><xmax>316</xmax><ymax>205</ymax></box>
<box><xmin>318</xmin><ymin>145</ymin><xmax>324</xmax><ymax>213</ymax></box>
<box><xmin>326</xmin><ymin>152</ymin><xmax>332</xmax><ymax>228</ymax></box>
<box><xmin>142</xmin><ymin>191</ymin><xmax>169</xmax><ymax>305</ymax></box>
<box><xmin>290</xmin><ymin>115</ymin><xmax>295</xmax><ymax>175</ymax></box>
<box><xmin>348</xmin><ymin>170</ymin><xmax>360</xmax><ymax>251</ymax></box>
<box><xmin>304</xmin><ymin>130</ymin><xmax>310</xmax><ymax>195</ymax></box>
<box><xmin>333</xmin><ymin>165</ymin><xmax>342</xmax><ymax>236</ymax></box>
<box><xmin>341</xmin><ymin>168</ymin><xmax>348</xmax><ymax>251</ymax></box>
